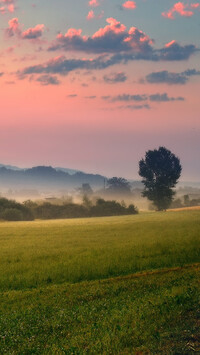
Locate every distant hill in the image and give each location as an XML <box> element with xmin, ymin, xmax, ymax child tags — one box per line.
<box><xmin>55</xmin><ymin>167</ymin><xmax>82</xmax><ymax>175</ymax></box>
<box><xmin>0</xmin><ymin>164</ymin><xmax>22</xmax><ymax>171</ymax></box>
<box><xmin>0</xmin><ymin>163</ymin><xmax>199</xmax><ymax>192</ymax></box>
<box><xmin>0</xmin><ymin>165</ymin><xmax>105</xmax><ymax>191</ymax></box>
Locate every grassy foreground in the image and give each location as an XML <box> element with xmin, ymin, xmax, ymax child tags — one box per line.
<box><xmin>0</xmin><ymin>211</ymin><xmax>200</xmax><ymax>353</ymax></box>
<box><xmin>0</xmin><ymin>265</ymin><xmax>200</xmax><ymax>354</ymax></box>
<box><xmin>0</xmin><ymin>211</ymin><xmax>200</xmax><ymax>291</ymax></box>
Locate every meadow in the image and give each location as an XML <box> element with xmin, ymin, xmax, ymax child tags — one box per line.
<box><xmin>0</xmin><ymin>211</ymin><xmax>200</xmax><ymax>353</ymax></box>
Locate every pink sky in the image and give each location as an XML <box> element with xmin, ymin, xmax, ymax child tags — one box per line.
<box><xmin>0</xmin><ymin>0</ymin><xmax>200</xmax><ymax>180</ymax></box>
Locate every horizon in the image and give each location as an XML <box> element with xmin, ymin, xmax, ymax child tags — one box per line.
<box><xmin>1</xmin><ymin>161</ymin><xmax>200</xmax><ymax>184</ymax></box>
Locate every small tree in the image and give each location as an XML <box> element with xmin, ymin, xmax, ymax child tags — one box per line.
<box><xmin>138</xmin><ymin>147</ymin><xmax>182</xmax><ymax>211</ymax></box>
<box><xmin>183</xmin><ymin>194</ymin><xmax>190</xmax><ymax>206</ymax></box>
<box><xmin>78</xmin><ymin>183</ymin><xmax>93</xmax><ymax>196</ymax></box>
<box><xmin>106</xmin><ymin>177</ymin><xmax>131</xmax><ymax>196</ymax></box>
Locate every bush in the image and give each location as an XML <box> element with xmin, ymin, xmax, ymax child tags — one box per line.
<box><xmin>0</xmin><ymin>198</ymin><xmax>34</xmax><ymax>221</ymax></box>
<box><xmin>33</xmin><ymin>202</ymin><xmax>88</xmax><ymax>220</ymax></box>
<box><xmin>170</xmin><ymin>198</ymin><xmax>183</xmax><ymax>209</ymax></box>
<box><xmin>90</xmin><ymin>198</ymin><xmax>138</xmax><ymax>217</ymax></box>
<box><xmin>0</xmin><ymin>197</ymin><xmax>138</xmax><ymax>221</ymax></box>
<box><xmin>1</xmin><ymin>208</ymin><xmax>23</xmax><ymax>221</ymax></box>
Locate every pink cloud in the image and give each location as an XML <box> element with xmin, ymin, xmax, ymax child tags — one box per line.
<box><xmin>162</xmin><ymin>2</ymin><xmax>200</xmax><ymax>19</ymax></box>
<box><xmin>122</xmin><ymin>1</ymin><xmax>136</xmax><ymax>10</ymax></box>
<box><xmin>5</xmin><ymin>18</ymin><xmax>45</xmax><ymax>40</ymax></box>
<box><xmin>87</xmin><ymin>10</ymin><xmax>95</xmax><ymax>20</ymax></box>
<box><xmin>0</xmin><ymin>0</ymin><xmax>15</xmax><ymax>14</ymax></box>
<box><xmin>8</xmin><ymin>3</ymin><xmax>14</xmax><ymax>12</ymax></box>
<box><xmin>49</xmin><ymin>18</ymin><xmax>153</xmax><ymax>55</ymax></box>
<box><xmin>88</xmin><ymin>0</ymin><xmax>100</xmax><ymax>7</ymax></box>
<box><xmin>22</xmin><ymin>24</ymin><xmax>45</xmax><ymax>39</ymax></box>
<box><xmin>57</xmin><ymin>28</ymin><xmax>83</xmax><ymax>39</ymax></box>
<box><xmin>165</xmin><ymin>40</ymin><xmax>177</xmax><ymax>48</ymax></box>
<box><xmin>1</xmin><ymin>0</ymin><xmax>14</xmax><ymax>3</ymax></box>
<box><xmin>92</xmin><ymin>18</ymin><xmax>127</xmax><ymax>38</ymax></box>
<box><xmin>5</xmin><ymin>17</ymin><xmax>20</xmax><ymax>37</ymax></box>
<box><xmin>190</xmin><ymin>3</ymin><xmax>200</xmax><ymax>8</ymax></box>
<box><xmin>87</xmin><ymin>9</ymin><xmax>104</xmax><ymax>20</ymax></box>
<box><xmin>0</xmin><ymin>6</ymin><xmax>6</xmax><ymax>13</ymax></box>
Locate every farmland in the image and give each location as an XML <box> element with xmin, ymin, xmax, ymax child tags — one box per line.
<box><xmin>0</xmin><ymin>211</ymin><xmax>200</xmax><ymax>353</ymax></box>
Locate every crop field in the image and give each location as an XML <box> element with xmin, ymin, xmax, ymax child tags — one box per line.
<box><xmin>0</xmin><ymin>211</ymin><xmax>200</xmax><ymax>353</ymax></box>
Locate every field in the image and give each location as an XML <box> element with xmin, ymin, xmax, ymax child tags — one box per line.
<box><xmin>0</xmin><ymin>211</ymin><xmax>200</xmax><ymax>353</ymax></box>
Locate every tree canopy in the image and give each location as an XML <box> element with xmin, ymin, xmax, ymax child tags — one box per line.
<box><xmin>106</xmin><ymin>177</ymin><xmax>131</xmax><ymax>196</ymax></box>
<box><xmin>139</xmin><ymin>147</ymin><xmax>182</xmax><ymax>211</ymax></box>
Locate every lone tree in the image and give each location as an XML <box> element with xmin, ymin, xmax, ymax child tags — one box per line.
<box><xmin>139</xmin><ymin>147</ymin><xmax>182</xmax><ymax>211</ymax></box>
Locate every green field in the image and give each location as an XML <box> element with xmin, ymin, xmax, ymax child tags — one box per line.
<box><xmin>0</xmin><ymin>211</ymin><xmax>200</xmax><ymax>353</ymax></box>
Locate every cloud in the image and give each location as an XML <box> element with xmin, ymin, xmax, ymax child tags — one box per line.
<box><xmin>5</xmin><ymin>17</ymin><xmax>20</xmax><ymax>37</ymax></box>
<box><xmin>88</xmin><ymin>0</ymin><xmax>100</xmax><ymax>7</ymax></box>
<box><xmin>110</xmin><ymin>94</ymin><xmax>147</xmax><ymax>102</ymax></box>
<box><xmin>101</xmin><ymin>95</ymin><xmax>111</xmax><ymax>100</ymax></box>
<box><xmin>0</xmin><ymin>0</ymin><xmax>15</xmax><ymax>3</ymax></box>
<box><xmin>102</xmin><ymin>92</ymin><xmax>185</xmax><ymax>102</ymax></box>
<box><xmin>0</xmin><ymin>0</ymin><xmax>15</xmax><ymax>15</ymax></box>
<box><xmin>5</xmin><ymin>17</ymin><xmax>45</xmax><ymax>40</ymax></box>
<box><xmin>36</xmin><ymin>75</ymin><xmax>60</xmax><ymax>86</ymax></box>
<box><xmin>122</xmin><ymin>1</ymin><xmax>136</xmax><ymax>10</ymax></box>
<box><xmin>184</xmin><ymin>68</ymin><xmax>200</xmax><ymax>76</ymax></box>
<box><xmin>16</xmin><ymin>36</ymin><xmax>198</xmax><ymax>81</ymax></box>
<box><xmin>162</xmin><ymin>2</ymin><xmax>200</xmax><ymax>19</ymax></box>
<box><xmin>7</xmin><ymin>3</ymin><xmax>14</xmax><ymax>11</ymax></box>
<box><xmin>17</xmin><ymin>43</ymin><xmax>198</xmax><ymax>81</ymax></box>
<box><xmin>49</xmin><ymin>18</ymin><xmax>153</xmax><ymax>55</ymax></box>
<box><xmin>159</xmin><ymin>40</ymin><xmax>197</xmax><ymax>60</ymax></box>
<box><xmin>47</xmin><ymin>19</ymin><xmax>197</xmax><ymax>62</ymax></box>
<box><xmin>118</xmin><ymin>104</ymin><xmax>150</xmax><ymax>110</ymax></box>
<box><xmin>17</xmin><ymin>53</ymin><xmax>158</xmax><ymax>79</ymax></box>
<box><xmin>17</xmin><ymin>55</ymin><xmax>115</xmax><ymax>77</ymax></box>
<box><xmin>145</xmin><ymin>69</ymin><xmax>200</xmax><ymax>85</ymax></box>
<box><xmin>103</xmin><ymin>72</ymin><xmax>127</xmax><ymax>83</ymax></box>
<box><xmin>67</xmin><ymin>94</ymin><xmax>77</xmax><ymax>98</ymax></box>
<box><xmin>146</xmin><ymin>70</ymin><xmax>187</xmax><ymax>85</ymax></box>
<box><xmin>22</xmin><ymin>24</ymin><xmax>45</xmax><ymax>39</ymax></box>
<box><xmin>149</xmin><ymin>93</ymin><xmax>184</xmax><ymax>102</ymax></box>
<box><xmin>87</xmin><ymin>9</ymin><xmax>104</xmax><ymax>20</ymax></box>
<box><xmin>84</xmin><ymin>95</ymin><xmax>96</xmax><ymax>99</ymax></box>
<box><xmin>87</xmin><ymin>10</ymin><xmax>95</xmax><ymax>20</ymax></box>
<box><xmin>0</xmin><ymin>7</ymin><xmax>6</xmax><ymax>14</ymax></box>
<box><xmin>0</xmin><ymin>72</ymin><xmax>4</xmax><ymax>77</ymax></box>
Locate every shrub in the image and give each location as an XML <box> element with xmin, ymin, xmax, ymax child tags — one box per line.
<box><xmin>90</xmin><ymin>198</ymin><xmax>138</xmax><ymax>217</ymax></box>
<box><xmin>0</xmin><ymin>198</ymin><xmax>34</xmax><ymax>221</ymax></box>
<box><xmin>0</xmin><ymin>197</ymin><xmax>138</xmax><ymax>221</ymax></box>
<box><xmin>1</xmin><ymin>208</ymin><xmax>23</xmax><ymax>221</ymax></box>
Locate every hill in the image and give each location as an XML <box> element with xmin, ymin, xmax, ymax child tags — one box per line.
<box><xmin>0</xmin><ymin>165</ymin><xmax>105</xmax><ymax>191</ymax></box>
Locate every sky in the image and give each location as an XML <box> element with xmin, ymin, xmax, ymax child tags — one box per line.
<box><xmin>0</xmin><ymin>0</ymin><xmax>200</xmax><ymax>180</ymax></box>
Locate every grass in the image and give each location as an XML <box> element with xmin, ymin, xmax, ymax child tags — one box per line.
<box><xmin>0</xmin><ymin>264</ymin><xmax>200</xmax><ymax>354</ymax></box>
<box><xmin>0</xmin><ymin>211</ymin><xmax>200</xmax><ymax>291</ymax></box>
<box><xmin>0</xmin><ymin>211</ymin><xmax>200</xmax><ymax>353</ymax></box>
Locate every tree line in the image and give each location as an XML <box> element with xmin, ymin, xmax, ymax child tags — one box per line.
<box><xmin>0</xmin><ymin>197</ymin><xmax>138</xmax><ymax>221</ymax></box>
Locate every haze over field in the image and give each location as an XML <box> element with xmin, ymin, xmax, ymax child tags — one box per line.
<box><xmin>0</xmin><ymin>0</ymin><xmax>199</xmax><ymax>180</ymax></box>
